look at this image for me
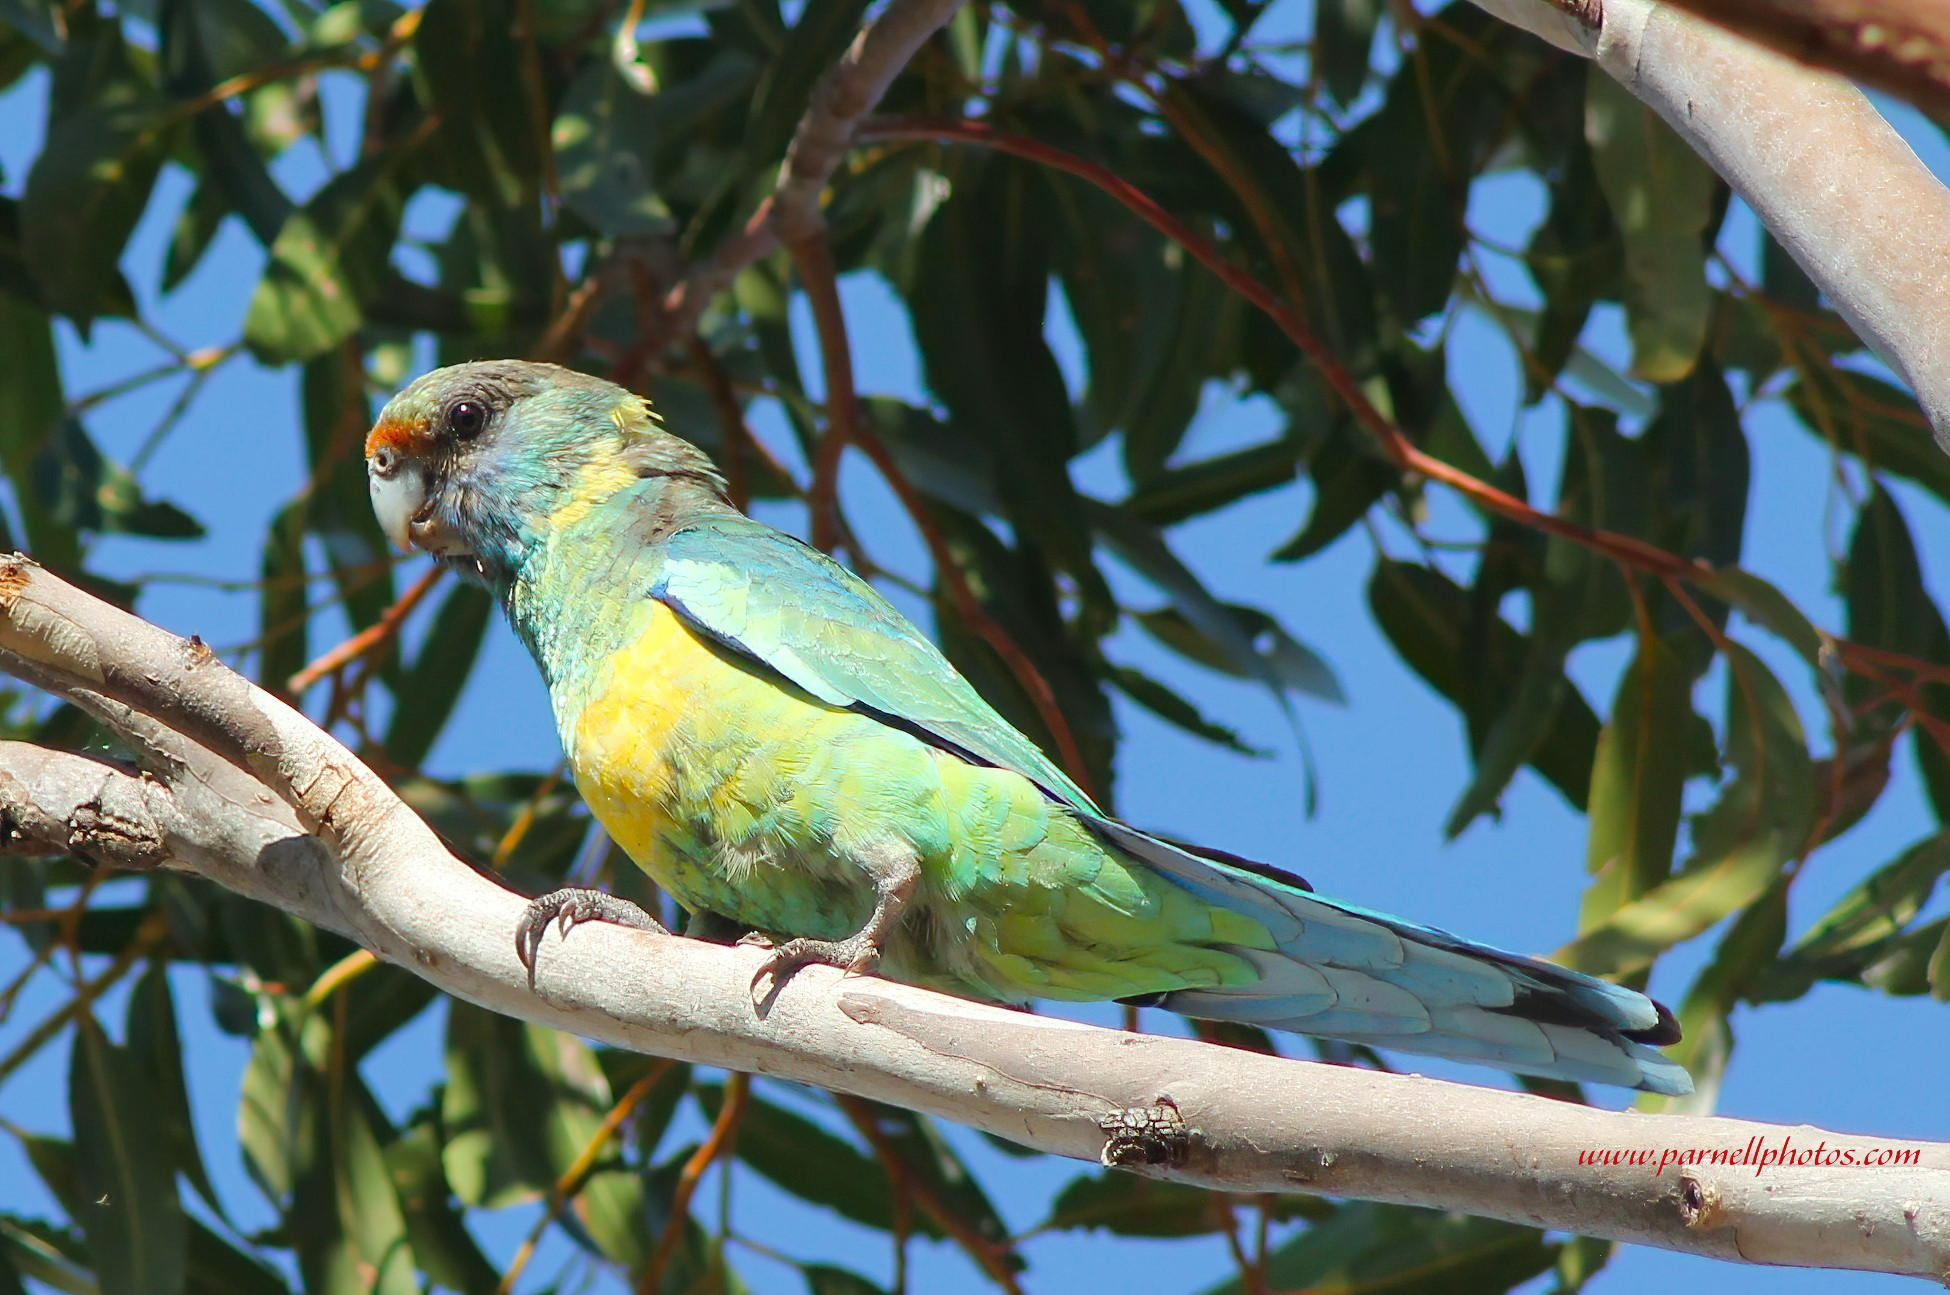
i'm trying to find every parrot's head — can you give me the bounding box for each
[366,360,727,586]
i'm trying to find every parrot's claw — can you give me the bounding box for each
[748,934,881,1006]
[745,853,914,1010]
[515,887,668,990]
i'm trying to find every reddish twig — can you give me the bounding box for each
[511,0,562,248]
[778,205,1100,798]
[639,1071,749,1293]
[859,117,1701,584]
[836,1095,1024,1295]
[1838,646,1950,756]
[287,566,442,696]
[500,1062,673,1295]
[488,763,567,872]
[1219,1199,1268,1295]
[685,336,800,513]
[1059,8,1315,318]
[788,232,863,552]
[1837,639,1950,686]
[847,425,1102,802]
[530,270,612,365]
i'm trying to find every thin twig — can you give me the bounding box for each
[287,566,442,696]
[175,5,423,121]
[1219,1200,1266,1295]
[790,234,865,553]
[847,422,1102,800]
[501,1063,673,1295]
[639,1071,750,1293]
[0,910,168,1088]
[304,947,378,1009]
[836,1095,1025,1295]
[488,764,567,872]
[513,0,566,316]
[685,336,799,512]
[769,200,1098,794]
[860,117,1699,584]
[530,271,613,366]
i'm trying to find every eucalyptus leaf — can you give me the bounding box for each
[1585,72,1717,382]
[244,157,409,363]
[21,98,168,323]
[70,1016,187,1295]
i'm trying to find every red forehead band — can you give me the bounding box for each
[365,415,430,459]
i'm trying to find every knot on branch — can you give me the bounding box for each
[0,554,33,609]
[1567,0,1603,28]
[1099,1097,1196,1168]
[1678,1170,1726,1229]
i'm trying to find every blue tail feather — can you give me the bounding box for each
[1092,819,1693,1096]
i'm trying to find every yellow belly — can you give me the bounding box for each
[562,599,899,935]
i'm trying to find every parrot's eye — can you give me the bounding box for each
[448,400,488,440]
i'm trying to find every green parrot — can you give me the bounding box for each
[367,359,1690,1095]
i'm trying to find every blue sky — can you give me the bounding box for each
[3,2,1949,1292]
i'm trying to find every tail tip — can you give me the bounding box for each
[1635,1059,1696,1097]
[1624,998,1684,1048]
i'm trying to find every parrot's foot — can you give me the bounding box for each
[744,852,918,1009]
[514,887,668,989]
[746,932,882,1002]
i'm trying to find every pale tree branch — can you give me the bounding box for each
[1471,0,1950,444]
[661,0,968,334]
[1622,0,1950,127]
[1,554,1947,1280]
[769,0,968,242]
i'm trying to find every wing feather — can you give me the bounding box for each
[652,516,1099,811]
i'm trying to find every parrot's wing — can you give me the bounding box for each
[652,515,1101,814]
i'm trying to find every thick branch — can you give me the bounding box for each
[1473,0,1950,444]
[1,556,1947,1279]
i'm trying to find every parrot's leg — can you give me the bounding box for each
[747,849,920,1001]
[514,887,669,989]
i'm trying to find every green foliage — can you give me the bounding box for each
[0,0,1942,1291]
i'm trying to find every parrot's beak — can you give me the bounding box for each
[368,449,428,552]
[367,459,475,559]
